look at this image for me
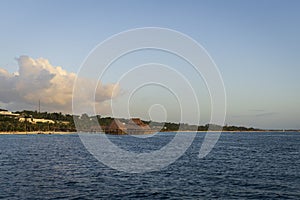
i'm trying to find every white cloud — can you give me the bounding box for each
[0,56,120,113]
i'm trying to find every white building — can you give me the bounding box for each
[18,117,55,124]
[0,109,20,117]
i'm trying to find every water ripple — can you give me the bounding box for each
[0,132,299,199]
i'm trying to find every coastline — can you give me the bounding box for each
[0,131,77,135]
[0,130,298,135]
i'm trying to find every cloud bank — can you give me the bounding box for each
[0,56,119,113]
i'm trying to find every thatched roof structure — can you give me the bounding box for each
[106,118,152,135]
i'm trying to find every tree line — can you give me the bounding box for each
[0,110,262,132]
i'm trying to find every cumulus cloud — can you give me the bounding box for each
[0,56,120,113]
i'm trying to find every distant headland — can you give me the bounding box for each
[0,109,299,134]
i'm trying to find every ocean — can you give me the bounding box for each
[0,132,299,199]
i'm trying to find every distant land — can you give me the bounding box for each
[0,109,299,134]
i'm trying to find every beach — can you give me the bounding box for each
[0,131,76,135]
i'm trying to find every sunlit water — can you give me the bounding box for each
[0,132,299,199]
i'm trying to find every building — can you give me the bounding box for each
[19,117,55,124]
[107,119,127,134]
[0,108,66,125]
[106,118,153,135]
[0,109,20,117]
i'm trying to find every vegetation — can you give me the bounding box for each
[0,109,270,133]
[0,111,76,132]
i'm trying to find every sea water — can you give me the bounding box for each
[0,132,299,199]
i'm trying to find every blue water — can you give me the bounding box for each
[0,132,299,199]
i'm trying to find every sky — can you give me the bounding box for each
[0,0,300,129]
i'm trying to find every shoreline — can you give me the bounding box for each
[0,131,76,135]
[0,130,298,135]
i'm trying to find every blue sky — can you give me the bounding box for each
[0,0,300,129]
